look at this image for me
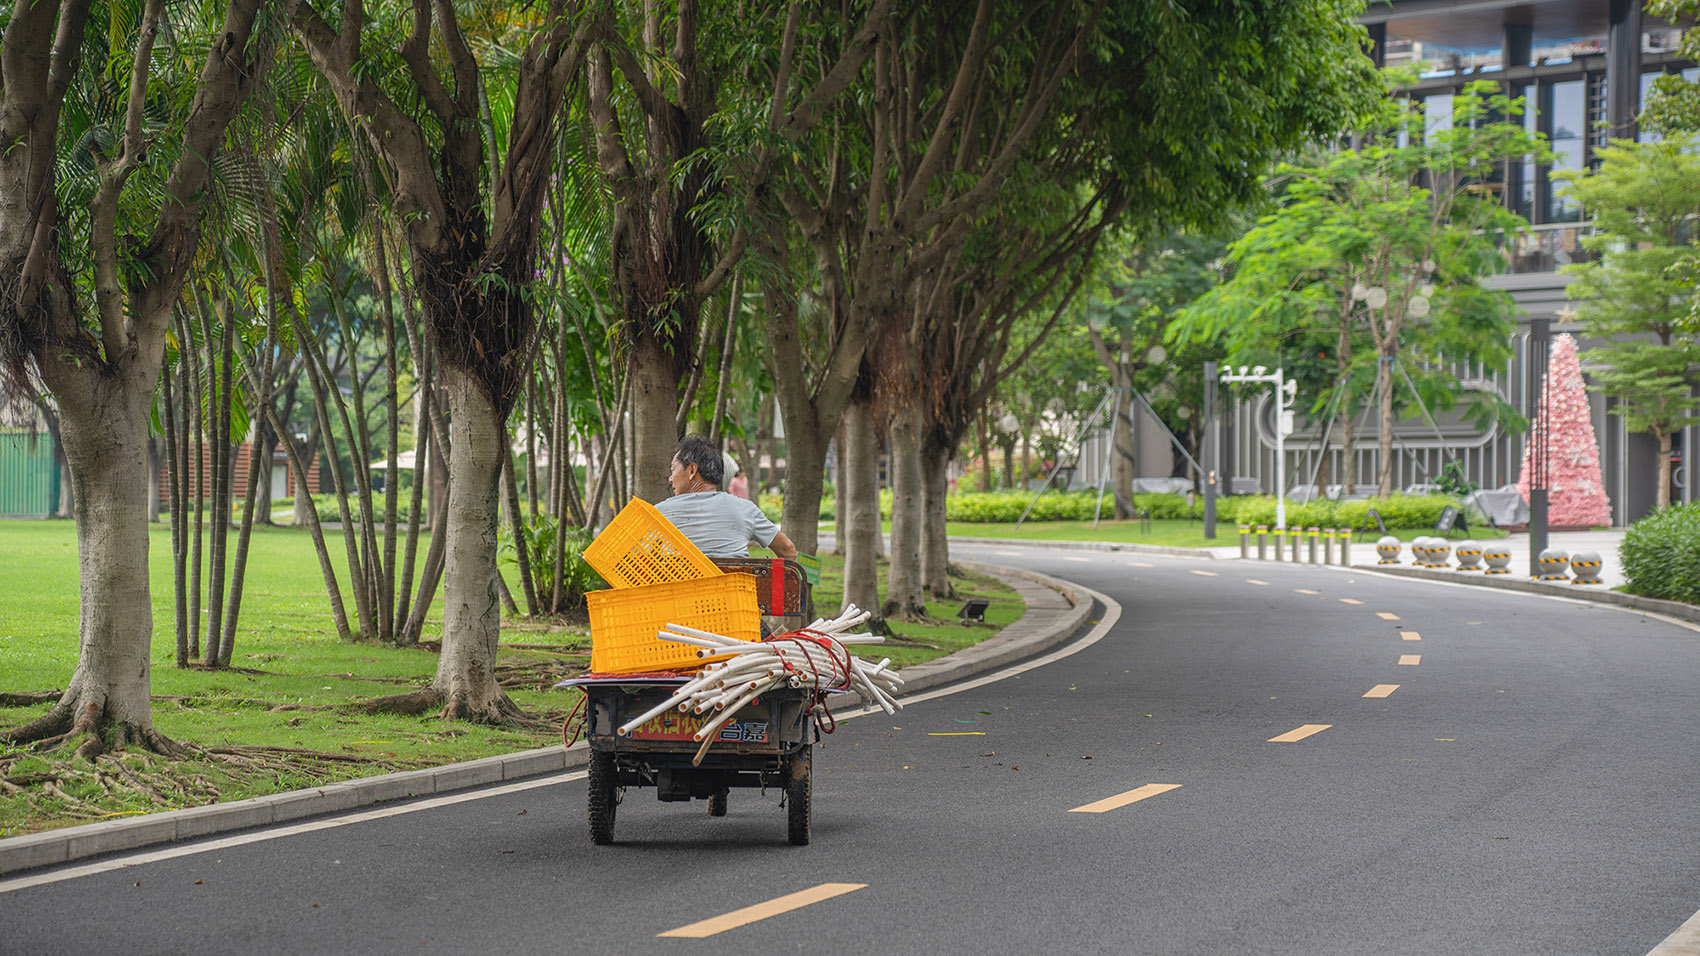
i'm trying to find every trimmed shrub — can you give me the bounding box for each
[1620,503,1700,604]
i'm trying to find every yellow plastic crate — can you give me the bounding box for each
[588,574,762,673]
[584,497,722,589]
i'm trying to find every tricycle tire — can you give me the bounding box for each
[707,790,728,817]
[588,751,617,845]
[785,747,811,846]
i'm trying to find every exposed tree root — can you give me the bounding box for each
[349,685,532,726]
[881,634,943,650]
[493,659,583,692]
[0,691,64,707]
[1,696,182,760]
[347,688,445,717]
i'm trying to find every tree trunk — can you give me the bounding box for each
[147,439,161,523]
[780,416,826,558]
[431,366,523,722]
[1112,361,1136,518]
[920,447,953,600]
[1657,429,1673,511]
[832,420,847,555]
[1340,412,1358,491]
[1377,352,1395,497]
[3,384,174,757]
[883,405,927,619]
[841,398,881,620]
[628,333,679,503]
[219,436,265,666]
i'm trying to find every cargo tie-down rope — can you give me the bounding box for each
[615,605,904,765]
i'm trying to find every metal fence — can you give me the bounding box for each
[0,431,59,517]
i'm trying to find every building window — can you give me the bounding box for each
[1548,79,1585,221]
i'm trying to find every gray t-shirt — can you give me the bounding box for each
[655,491,780,557]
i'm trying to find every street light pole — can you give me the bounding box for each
[1220,365,1296,529]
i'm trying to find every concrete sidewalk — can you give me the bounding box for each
[1209,528,1630,589]
[0,563,1094,877]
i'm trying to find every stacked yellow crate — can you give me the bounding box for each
[581,498,761,673]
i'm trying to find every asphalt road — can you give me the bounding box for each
[3,545,1699,956]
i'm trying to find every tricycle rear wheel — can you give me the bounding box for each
[785,747,811,846]
[707,789,728,816]
[588,750,618,845]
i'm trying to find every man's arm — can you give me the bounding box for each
[767,530,798,561]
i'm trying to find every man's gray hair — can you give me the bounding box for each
[673,436,723,486]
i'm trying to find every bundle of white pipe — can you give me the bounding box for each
[613,604,904,764]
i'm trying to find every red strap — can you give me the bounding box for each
[770,557,784,613]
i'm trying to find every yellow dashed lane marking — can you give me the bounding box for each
[1294,588,1319,595]
[1191,570,1218,577]
[659,884,867,938]
[1269,724,1332,743]
[1377,612,1400,621]
[1339,598,1364,605]
[1063,556,1093,563]
[1363,684,1400,698]
[1070,783,1182,814]
[1127,561,1154,568]
[1247,579,1269,586]
[1399,654,1421,665]
[1401,631,1421,641]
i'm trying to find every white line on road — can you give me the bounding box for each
[0,773,583,895]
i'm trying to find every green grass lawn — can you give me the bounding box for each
[0,518,1021,837]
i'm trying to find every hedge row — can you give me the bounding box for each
[773,489,1462,532]
[1620,503,1700,604]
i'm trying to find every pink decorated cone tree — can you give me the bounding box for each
[1517,333,1612,528]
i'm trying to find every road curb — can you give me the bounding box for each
[0,562,1090,876]
[1344,563,1700,626]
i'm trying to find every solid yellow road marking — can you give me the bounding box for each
[1269,724,1332,743]
[1070,783,1182,814]
[1247,579,1269,586]
[1400,631,1421,641]
[1363,684,1400,698]
[1399,654,1421,665]
[659,884,867,938]
[1339,598,1364,605]
[1377,612,1400,621]
[1294,588,1319,595]
[1191,569,1219,577]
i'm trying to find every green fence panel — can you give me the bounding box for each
[0,431,58,517]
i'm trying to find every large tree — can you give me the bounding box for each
[1557,136,1700,509]
[1176,80,1541,496]
[588,1,890,504]
[290,0,595,721]
[0,0,272,754]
